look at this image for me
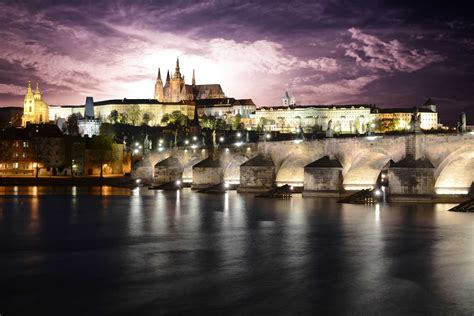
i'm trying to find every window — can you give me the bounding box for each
[13,152,19,158]
[23,141,29,148]
[14,141,19,147]
[13,162,19,169]
[22,153,28,158]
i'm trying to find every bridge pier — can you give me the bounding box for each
[303,155,343,197]
[237,155,276,192]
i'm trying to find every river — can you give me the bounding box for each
[0,187,473,315]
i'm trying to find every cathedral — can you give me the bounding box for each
[154,58,226,102]
[21,81,49,127]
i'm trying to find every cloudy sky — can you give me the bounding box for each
[0,0,473,124]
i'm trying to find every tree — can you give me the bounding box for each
[142,112,155,126]
[89,135,113,178]
[199,114,217,129]
[161,111,188,128]
[66,113,81,135]
[119,112,128,124]
[161,113,170,125]
[108,110,119,124]
[231,114,242,130]
[127,107,142,125]
[100,123,116,138]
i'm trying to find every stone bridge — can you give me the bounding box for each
[133,133,474,195]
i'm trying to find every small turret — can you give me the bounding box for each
[192,69,196,86]
[166,70,170,84]
[34,82,41,101]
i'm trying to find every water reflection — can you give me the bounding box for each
[0,190,473,315]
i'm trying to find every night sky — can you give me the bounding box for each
[0,0,473,124]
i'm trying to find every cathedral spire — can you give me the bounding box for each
[192,69,196,86]
[166,70,170,82]
[174,57,182,79]
[27,81,32,93]
[157,68,161,80]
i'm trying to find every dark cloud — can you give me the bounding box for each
[0,0,473,124]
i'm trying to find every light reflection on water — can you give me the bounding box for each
[0,187,472,315]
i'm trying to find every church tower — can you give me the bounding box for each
[154,68,164,101]
[21,82,49,126]
[21,81,35,126]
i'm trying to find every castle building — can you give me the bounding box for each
[154,58,226,102]
[47,58,231,126]
[21,81,49,126]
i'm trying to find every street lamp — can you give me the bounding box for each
[236,132,241,138]
[219,136,225,143]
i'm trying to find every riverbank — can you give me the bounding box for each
[0,175,135,187]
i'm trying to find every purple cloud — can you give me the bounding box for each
[343,28,444,73]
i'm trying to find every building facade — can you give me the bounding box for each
[195,98,256,119]
[254,104,373,133]
[371,99,439,131]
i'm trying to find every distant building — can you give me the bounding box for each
[21,82,49,126]
[195,98,256,119]
[371,99,438,131]
[0,124,64,176]
[77,97,101,137]
[282,91,296,107]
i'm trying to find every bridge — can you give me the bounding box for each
[133,133,474,196]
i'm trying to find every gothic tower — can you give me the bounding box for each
[154,68,164,101]
[169,57,185,102]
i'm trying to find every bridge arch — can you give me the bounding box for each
[222,153,248,184]
[342,147,392,190]
[434,145,474,194]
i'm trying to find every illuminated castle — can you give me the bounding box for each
[154,58,226,102]
[21,81,49,127]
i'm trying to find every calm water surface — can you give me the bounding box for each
[0,186,473,315]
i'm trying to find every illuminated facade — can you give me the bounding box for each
[254,104,373,133]
[21,82,49,126]
[371,100,438,130]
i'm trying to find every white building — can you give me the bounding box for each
[254,104,373,133]
[371,99,439,131]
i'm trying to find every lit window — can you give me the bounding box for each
[13,162,19,169]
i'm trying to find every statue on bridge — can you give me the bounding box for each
[457,112,467,133]
[411,109,422,133]
[326,120,333,138]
